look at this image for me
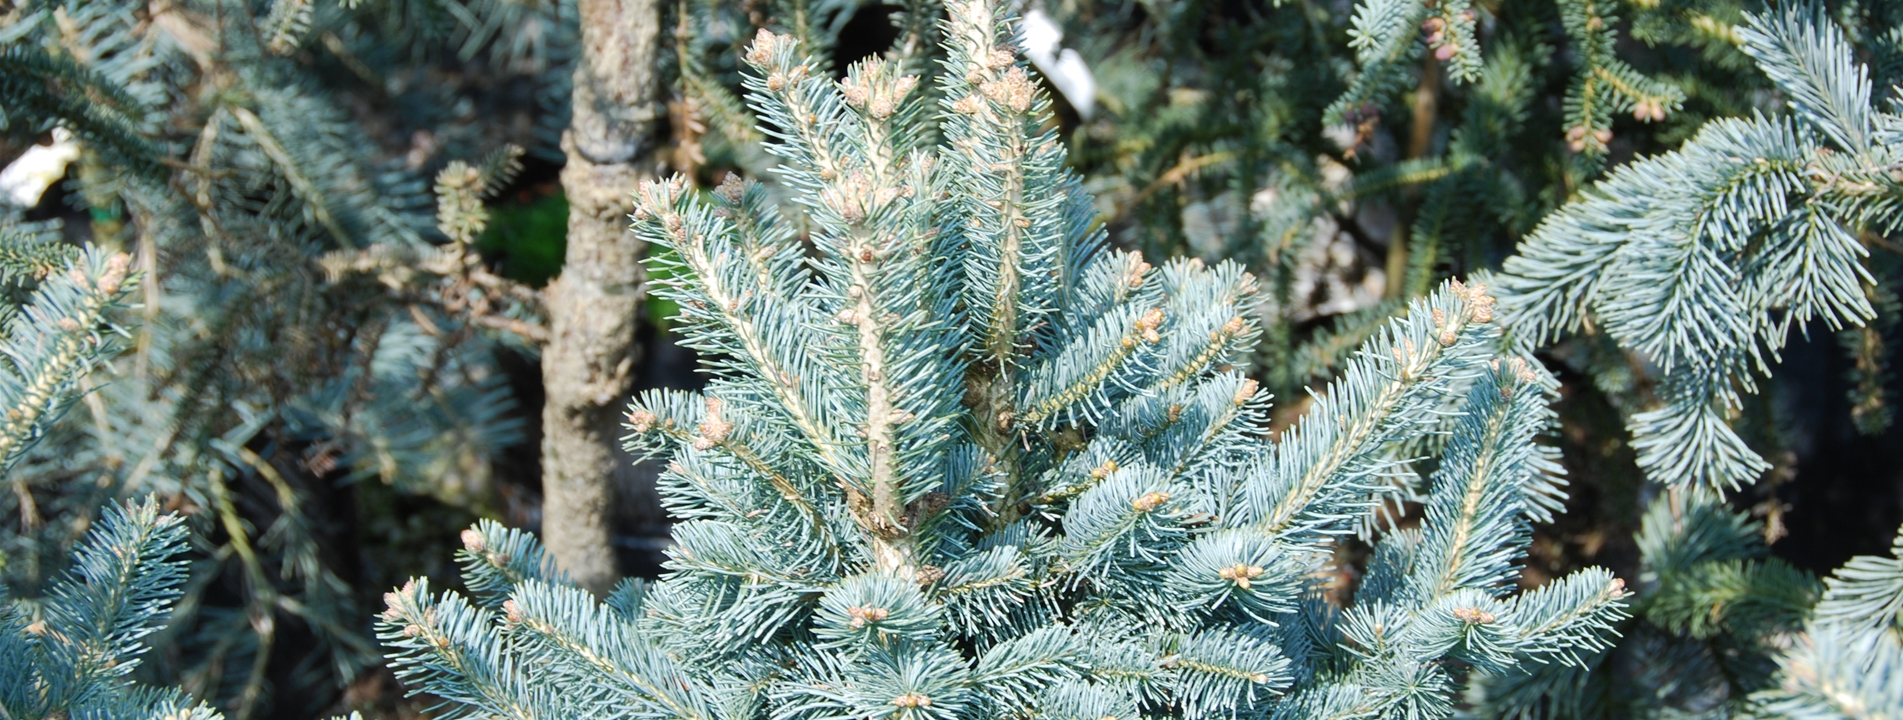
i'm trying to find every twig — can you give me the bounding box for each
[1113,151,1238,222]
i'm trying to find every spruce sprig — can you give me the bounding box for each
[0,498,223,720]
[1494,6,1902,491]
[0,250,138,473]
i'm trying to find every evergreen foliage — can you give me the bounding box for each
[377,3,1630,717]
[1,0,571,711]
[1466,490,1810,717]
[1753,524,1903,718]
[1469,488,1903,720]
[5,0,1901,716]
[996,0,1900,423]
[668,0,941,178]
[0,497,224,720]
[1493,6,1903,491]
[1456,10,1903,717]
[1553,0,1685,172]
[0,244,138,473]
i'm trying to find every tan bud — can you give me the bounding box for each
[1132,491,1170,512]
[841,78,869,107]
[916,564,945,585]
[98,253,131,295]
[1136,308,1166,333]
[1452,606,1496,624]
[715,174,746,204]
[745,30,782,65]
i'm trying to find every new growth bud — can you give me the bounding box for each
[745,29,783,66]
[1132,491,1170,512]
[628,408,658,433]
[1235,378,1260,406]
[695,397,732,449]
[97,253,131,295]
[978,66,1036,114]
[1136,308,1166,343]
[845,605,890,628]
[1217,563,1265,590]
[1452,606,1497,624]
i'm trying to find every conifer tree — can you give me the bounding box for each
[668,0,941,180]
[1467,489,1816,717]
[377,3,1631,716]
[968,0,1901,417]
[1759,523,1903,717]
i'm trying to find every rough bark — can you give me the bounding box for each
[542,0,662,596]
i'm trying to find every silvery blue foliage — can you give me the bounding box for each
[1494,7,1903,492]
[1468,489,1903,720]
[0,498,225,720]
[1755,525,1903,718]
[378,2,1629,717]
[0,246,137,473]
[1,0,556,706]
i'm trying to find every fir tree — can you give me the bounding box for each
[667,0,941,180]
[377,3,1630,717]
[1468,489,1903,719]
[1461,9,1903,716]
[999,0,1691,405]
[989,0,1900,418]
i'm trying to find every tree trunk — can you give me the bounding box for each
[542,0,662,596]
